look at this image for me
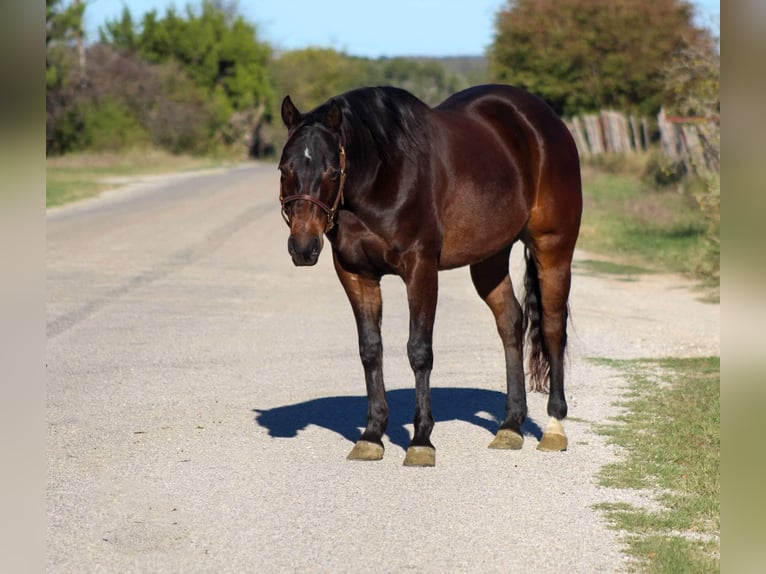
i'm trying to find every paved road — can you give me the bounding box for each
[47,165,719,573]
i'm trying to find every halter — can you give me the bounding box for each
[280,144,347,232]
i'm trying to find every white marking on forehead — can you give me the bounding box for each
[304,146,312,161]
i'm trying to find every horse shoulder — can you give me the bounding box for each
[331,211,402,275]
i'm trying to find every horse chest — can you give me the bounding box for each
[333,216,403,275]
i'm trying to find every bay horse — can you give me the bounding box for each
[278,84,582,466]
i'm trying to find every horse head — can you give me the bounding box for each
[278,96,346,266]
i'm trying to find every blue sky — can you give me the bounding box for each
[84,0,720,58]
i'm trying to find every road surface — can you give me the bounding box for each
[47,164,720,572]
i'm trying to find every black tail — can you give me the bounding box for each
[523,247,550,393]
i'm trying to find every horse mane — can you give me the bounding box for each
[309,86,431,166]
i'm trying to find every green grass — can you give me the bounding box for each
[573,259,653,280]
[590,357,720,573]
[579,169,710,278]
[46,149,242,207]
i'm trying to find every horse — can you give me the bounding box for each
[277,84,582,467]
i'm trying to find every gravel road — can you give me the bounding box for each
[47,164,720,573]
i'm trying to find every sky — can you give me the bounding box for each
[84,0,720,59]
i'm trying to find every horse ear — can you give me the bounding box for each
[326,100,343,132]
[281,95,302,130]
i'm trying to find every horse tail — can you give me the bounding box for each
[523,247,550,393]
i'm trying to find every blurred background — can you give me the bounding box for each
[46,0,719,158]
[45,0,720,288]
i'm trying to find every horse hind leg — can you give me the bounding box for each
[470,248,527,450]
[523,243,573,452]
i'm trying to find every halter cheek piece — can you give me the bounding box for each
[280,144,347,232]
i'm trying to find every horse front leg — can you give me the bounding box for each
[402,256,439,467]
[333,254,388,461]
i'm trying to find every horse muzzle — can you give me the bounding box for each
[288,234,323,266]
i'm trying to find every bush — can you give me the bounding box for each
[689,173,720,282]
[642,149,686,188]
[584,153,647,177]
[79,97,151,151]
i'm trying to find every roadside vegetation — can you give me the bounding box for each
[46,149,238,207]
[577,152,719,290]
[591,357,720,573]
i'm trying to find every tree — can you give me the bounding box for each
[111,1,273,116]
[270,49,465,112]
[47,0,87,153]
[98,6,138,51]
[373,58,462,106]
[99,0,274,155]
[270,48,372,111]
[489,0,710,116]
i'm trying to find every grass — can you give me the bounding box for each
[573,259,653,281]
[579,164,711,279]
[590,356,720,573]
[46,149,244,208]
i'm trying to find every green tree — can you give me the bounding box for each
[98,7,138,51]
[99,0,274,155]
[46,0,85,88]
[372,58,462,106]
[270,48,371,111]
[489,0,709,116]
[102,1,273,118]
[270,49,465,112]
[47,0,87,153]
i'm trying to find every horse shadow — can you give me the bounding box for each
[253,388,543,451]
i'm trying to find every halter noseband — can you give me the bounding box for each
[280,144,347,232]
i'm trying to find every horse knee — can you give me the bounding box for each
[407,339,433,372]
[359,333,382,369]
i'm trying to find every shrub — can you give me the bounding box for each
[79,97,151,151]
[642,149,686,188]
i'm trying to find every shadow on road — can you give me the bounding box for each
[254,388,543,451]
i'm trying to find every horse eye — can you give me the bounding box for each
[328,169,340,181]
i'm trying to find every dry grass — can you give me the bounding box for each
[46,148,246,207]
[579,162,715,293]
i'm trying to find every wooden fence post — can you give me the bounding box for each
[566,116,590,158]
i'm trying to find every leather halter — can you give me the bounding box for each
[280,144,347,232]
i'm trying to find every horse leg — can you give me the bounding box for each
[528,243,574,452]
[333,254,387,461]
[402,255,439,467]
[470,248,527,450]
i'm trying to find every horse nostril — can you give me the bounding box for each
[311,237,320,257]
[288,236,297,256]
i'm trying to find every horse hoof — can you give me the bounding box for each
[537,418,568,452]
[488,429,524,450]
[403,446,436,467]
[346,440,384,461]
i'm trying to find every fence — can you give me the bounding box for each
[657,108,720,174]
[564,108,719,175]
[564,111,650,157]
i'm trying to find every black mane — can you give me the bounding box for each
[308,86,431,166]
